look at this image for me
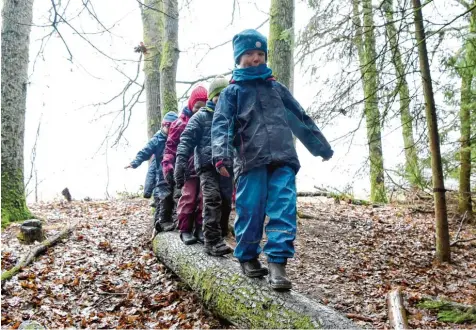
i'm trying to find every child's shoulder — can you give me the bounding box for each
[222,83,239,93]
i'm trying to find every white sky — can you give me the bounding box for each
[20,0,462,202]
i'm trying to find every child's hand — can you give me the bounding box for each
[219,167,230,177]
[322,149,334,162]
[124,164,132,169]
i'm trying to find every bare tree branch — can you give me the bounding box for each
[51,0,73,61]
[176,71,233,85]
[193,19,269,68]
[25,115,42,191]
[136,0,178,19]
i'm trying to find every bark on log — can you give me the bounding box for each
[387,287,409,330]
[1,225,75,285]
[153,232,356,329]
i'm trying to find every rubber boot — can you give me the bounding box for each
[161,222,175,231]
[204,240,233,257]
[180,232,197,245]
[153,197,161,231]
[268,262,292,291]
[240,259,268,278]
[194,225,204,244]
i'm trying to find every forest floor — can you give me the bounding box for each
[286,197,476,328]
[1,197,475,329]
[1,199,224,329]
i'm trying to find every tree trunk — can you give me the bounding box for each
[141,0,164,138]
[160,0,179,115]
[268,0,294,90]
[352,0,387,203]
[382,0,423,190]
[152,232,356,329]
[458,2,475,220]
[1,0,34,226]
[412,0,450,262]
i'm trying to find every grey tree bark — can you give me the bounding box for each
[268,0,295,91]
[352,0,388,203]
[160,0,179,114]
[457,0,475,221]
[1,0,34,225]
[382,0,423,190]
[153,232,356,329]
[141,0,164,138]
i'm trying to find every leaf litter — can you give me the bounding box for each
[286,197,476,329]
[1,199,224,329]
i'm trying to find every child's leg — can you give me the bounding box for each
[200,170,223,246]
[158,193,175,231]
[219,174,233,237]
[177,180,197,234]
[263,166,297,263]
[153,196,161,231]
[234,166,267,262]
[172,186,181,225]
[194,177,203,231]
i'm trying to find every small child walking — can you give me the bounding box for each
[175,76,234,256]
[125,111,178,233]
[211,29,333,290]
[162,86,208,245]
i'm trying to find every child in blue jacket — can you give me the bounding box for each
[125,111,178,233]
[211,29,333,290]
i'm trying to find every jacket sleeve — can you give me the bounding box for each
[276,82,333,158]
[176,115,202,168]
[131,136,158,168]
[212,86,236,165]
[161,121,184,176]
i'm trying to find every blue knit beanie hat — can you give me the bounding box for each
[162,111,178,124]
[233,29,268,65]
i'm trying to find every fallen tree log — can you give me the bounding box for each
[1,225,75,286]
[152,232,356,329]
[416,296,476,324]
[297,191,330,197]
[387,287,409,329]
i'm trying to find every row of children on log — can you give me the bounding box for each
[126,29,334,291]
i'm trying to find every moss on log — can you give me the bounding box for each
[152,232,356,329]
[417,298,476,324]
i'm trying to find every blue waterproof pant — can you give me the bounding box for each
[234,165,297,264]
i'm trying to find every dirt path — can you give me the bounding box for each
[1,200,223,329]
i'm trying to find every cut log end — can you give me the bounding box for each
[153,232,356,329]
[19,219,45,244]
